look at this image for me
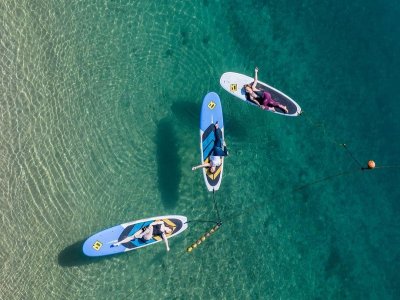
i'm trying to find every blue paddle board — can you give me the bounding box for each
[220,72,301,116]
[83,215,188,257]
[199,92,225,192]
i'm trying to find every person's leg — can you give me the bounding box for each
[212,147,227,156]
[212,123,228,156]
[140,226,154,241]
[214,123,222,147]
[263,92,288,113]
[112,234,135,247]
[263,92,279,106]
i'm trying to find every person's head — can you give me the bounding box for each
[209,155,221,173]
[210,165,217,173]
[165,226,173,234]
[243,84,252,94]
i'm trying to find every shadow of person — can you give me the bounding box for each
[156,117,181,209]
[170,101,198,130]
[58,239,110,267]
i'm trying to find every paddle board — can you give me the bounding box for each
[200,92,225,192]
[83,215,188,257]
[220,72,301,116]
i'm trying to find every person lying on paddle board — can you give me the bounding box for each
[192,122,228,173]
[112,221,173,251]
[244,67,289,113]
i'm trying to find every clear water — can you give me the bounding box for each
[1,0,399,299]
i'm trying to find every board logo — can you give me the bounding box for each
[92,241,102,250]
[230,84,237,92]
[208,101,216,109]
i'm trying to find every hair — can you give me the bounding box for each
[243,84,251,100]
[210,166,216,173]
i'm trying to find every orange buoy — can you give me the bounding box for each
[367,160,376,169]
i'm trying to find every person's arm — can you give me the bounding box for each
[251,67,259,89]
[246,91,262,108]
[192,162,211,171]
[248,96,262,108]
[161,232,170,251]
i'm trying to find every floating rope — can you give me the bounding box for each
[223,158,395,223]
[187,112,399,251]
[301,113,378,171]
[293,169,360,191]
[373,164,400,170]
[300,112,344,147]
[186,222,222,253]
[340,143,365,169]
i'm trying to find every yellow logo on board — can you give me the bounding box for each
[230,84,237,92]
[93,241,102,250]
[208,101,216,109]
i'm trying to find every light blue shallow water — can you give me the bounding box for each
[1,0,399,299]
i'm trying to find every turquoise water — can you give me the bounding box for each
[1,0,399,299]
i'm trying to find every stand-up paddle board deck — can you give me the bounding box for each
[83,215,188,257]
[200,92,224,192]
[220,72,301,116]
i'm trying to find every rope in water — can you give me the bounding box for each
[185,219,219,224]
[186,112,399,251]
[301,112,375,169]
[224,157,400,225]
[186,190,222,253]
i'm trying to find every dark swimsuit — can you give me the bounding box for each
[254,90,264,105]
[253,90,280,108]
[152,224,163,236]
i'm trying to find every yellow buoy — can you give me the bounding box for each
[186,222,222,252]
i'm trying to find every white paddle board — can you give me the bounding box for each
[220,72,301,116]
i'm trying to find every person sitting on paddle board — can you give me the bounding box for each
[244,67,289,113]
[112,221,173,251]
[192,122,228,173]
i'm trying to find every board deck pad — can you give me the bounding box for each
[220,72,301,116]
[83,215,188,257]
[202,124,223,186]
[200,92,225,192]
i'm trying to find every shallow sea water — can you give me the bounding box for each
[1,0,400,299]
